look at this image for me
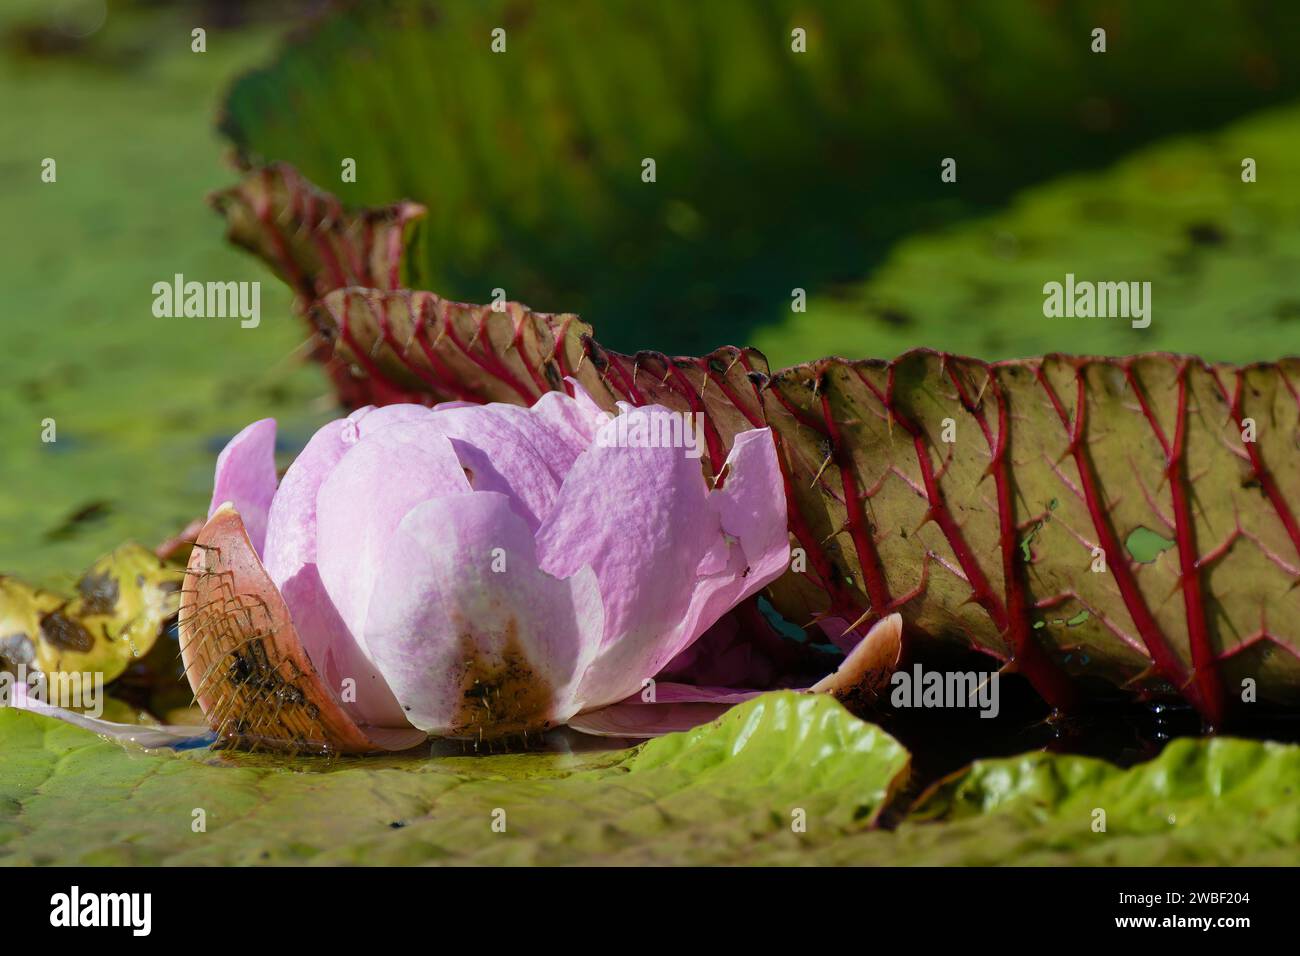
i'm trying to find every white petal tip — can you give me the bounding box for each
[810,613,903,697]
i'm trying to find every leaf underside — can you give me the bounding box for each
[215,163,1300,724]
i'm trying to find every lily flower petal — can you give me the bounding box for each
[536,414,789,710]
[426,403,575,531]
[208,418,277,555]
[363,491,604,737]
[258,406,442,727]
[315,419,471,659]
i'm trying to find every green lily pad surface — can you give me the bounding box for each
[0,692,909,865]
[820,738,1300,865]
[2,691,1296,865]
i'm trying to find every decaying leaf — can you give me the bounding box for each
[0,543,182,686]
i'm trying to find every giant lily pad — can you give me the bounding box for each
[0,691,909,865]
[862,736,1300,865]
[3,689,1298,865]
[756,100,1300,364]
[0,4,329,582]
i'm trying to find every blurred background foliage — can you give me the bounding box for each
[3,0,1300,580]
[1,0,329,583]
[223,0,1300,360]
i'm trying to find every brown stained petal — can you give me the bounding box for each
[178,503,426,754]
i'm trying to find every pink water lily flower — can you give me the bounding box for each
[197,385,794,747]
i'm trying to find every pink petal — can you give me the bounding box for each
[425,402,579,531]
[645,682,765,705]
[565,683,761,737]
[261,406,435,728]
[710,430,791,584]
[208,418,277,555]
[264,404,435,584]
[348,403,435,434]
[564,378,611,429]
[315,419,471,660]
[276,566,410,727]
[653,428,790,678]
[362,492,604,736]
[535,413,721,701]
[817,617,859,653]
[536,382,610,448]
[535,416,789,710]
[4,684,211,749]
[263,420,351,586]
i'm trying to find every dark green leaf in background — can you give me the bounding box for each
[220,0,1300,361]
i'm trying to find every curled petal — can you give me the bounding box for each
[537,418,789,709]
[809,614,903,701]
[208,418,277,555]
[535,419,723,704]
[264,403,434,586]
[536,382,611,449]
[4,681,212,749]
[263,420,348,585]
[658,428,790,676]
[363,492,604,737]
[347,404,434,431]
